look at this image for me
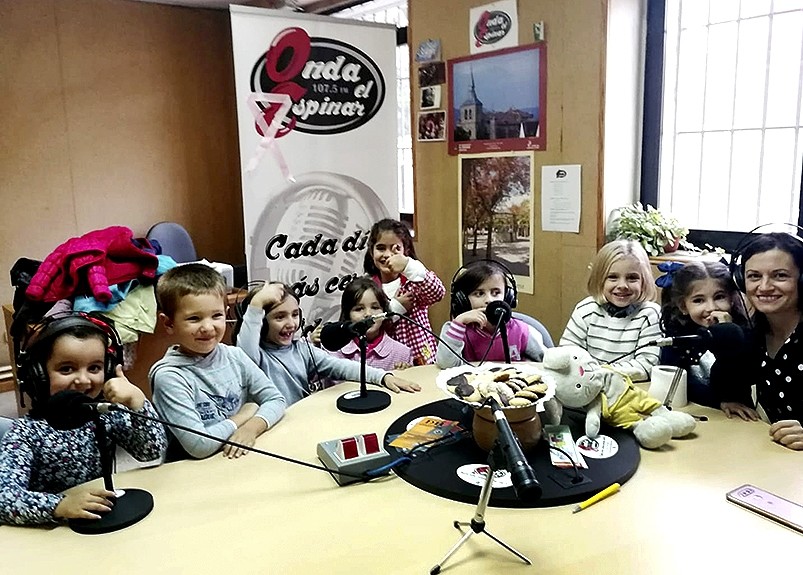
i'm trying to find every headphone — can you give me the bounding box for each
[450,259,518,317]
[17,313,123,410]
[729,223,803,292]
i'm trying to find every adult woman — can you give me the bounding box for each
[741,233,803,450]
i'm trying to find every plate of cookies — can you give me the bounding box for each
[436,363,555,411]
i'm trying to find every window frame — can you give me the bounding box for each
[640,0,803,251]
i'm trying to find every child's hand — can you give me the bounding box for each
[382,374,421,393]
[54,487,116,520]
[454,310,487,328]
[393,362,412,370]
[720,402,759,421]
[710,311,732,324]
[251,282,284,309]
[224,418,267,458]
[311,323,323,346]
[395,293,414,312]
[769,420,803,450]
[387,254,410,276]
[103,366,146,411]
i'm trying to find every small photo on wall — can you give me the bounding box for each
[418,61,446,87]
[417,110,446,141]
[420,85,441,110]
[415,38,442,63]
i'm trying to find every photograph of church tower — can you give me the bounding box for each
[448,44,546,154]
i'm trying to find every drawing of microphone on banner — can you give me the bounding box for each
[249,171,390,323]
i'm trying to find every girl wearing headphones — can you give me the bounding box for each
[560,240,661,382]
[235,282,419,407]
[740,233,803,450]
[0,315,167,526]
[436,261,545,368]
[659,260,757,419]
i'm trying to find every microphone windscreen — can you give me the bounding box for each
[45,390,95,430]
[486,300,512,324]
[319,322,355,352]
[707,322,746,357]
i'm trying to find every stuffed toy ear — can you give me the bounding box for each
[543,347,571,371]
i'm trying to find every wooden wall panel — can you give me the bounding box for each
[0,0,244,364]
[409,0,607,342]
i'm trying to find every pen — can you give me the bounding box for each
[572,483,621,513]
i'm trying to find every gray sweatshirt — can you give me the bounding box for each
[149,344,286,459]
[238,306,387,406]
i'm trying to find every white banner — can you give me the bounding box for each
[231,7,398,322]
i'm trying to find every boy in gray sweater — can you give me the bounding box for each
[150,264,286,460]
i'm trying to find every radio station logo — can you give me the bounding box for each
[474,10,513,48]
[250,27,385,136]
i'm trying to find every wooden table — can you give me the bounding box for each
[1,365,801,574]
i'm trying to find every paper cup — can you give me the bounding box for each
[648,365,688,408]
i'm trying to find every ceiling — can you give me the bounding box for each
[127,0,362,13]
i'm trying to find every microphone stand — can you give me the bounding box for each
[499,317,511,364]
[663,366,685,409]
[430,442,531,574]
[68,412,154,534]
[336,322,391,414]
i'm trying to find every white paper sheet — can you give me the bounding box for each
[541,164,581,233]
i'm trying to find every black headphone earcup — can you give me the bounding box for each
[450,291,470,317]
[504,284,517,309]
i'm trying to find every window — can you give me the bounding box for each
[644,0,803,238]
[332,0,413,215]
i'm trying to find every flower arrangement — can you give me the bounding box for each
[607,203,689,256]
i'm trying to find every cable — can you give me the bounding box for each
[390,312,472,365]
[114,406,374,481]
[547,444,583,484]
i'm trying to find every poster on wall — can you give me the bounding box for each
[448,44,547,155]
[469,0,519,54]
[230,7,398,323]
[458,151,534,294]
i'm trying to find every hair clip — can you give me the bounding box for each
[655,261,684,288]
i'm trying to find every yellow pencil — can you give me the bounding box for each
[572,483,621,513]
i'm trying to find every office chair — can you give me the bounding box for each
[146,222,197,264]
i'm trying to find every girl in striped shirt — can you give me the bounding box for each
[560,240,661,382]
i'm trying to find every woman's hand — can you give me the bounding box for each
[769,420,803,450]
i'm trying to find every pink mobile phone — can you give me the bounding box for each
[726,484,803,535]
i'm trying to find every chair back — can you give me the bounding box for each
[512,311,555,348]
[146,222,197,263]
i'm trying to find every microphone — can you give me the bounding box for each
[488,397,542,502]
[44,390,153,535]
[650,328,713,348]
[319,313,391,352]
[45,390,114,430]
[706,322,746,357]
[485,300,512,324]
[301,317,322,338]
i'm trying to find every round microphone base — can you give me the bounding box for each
[337,389,391,414]
[69,488,154,534]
